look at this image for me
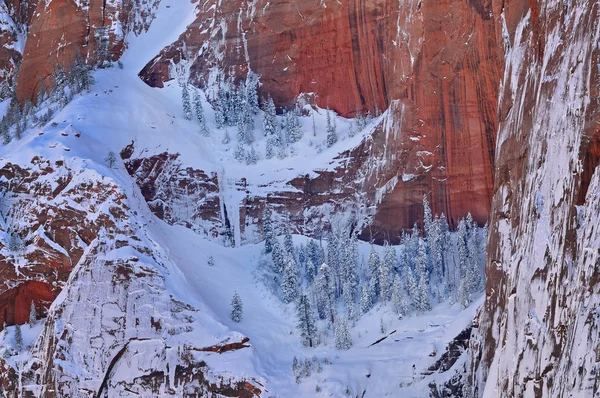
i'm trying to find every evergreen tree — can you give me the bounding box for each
[383,243,397,274]
[230,291,243,322]
[423,194,433,238]
[284,227,294,255]
[415,239,430,312]
[359,285,372,314]
[286,109,302,143]
[194,92,209,136]
[207,255,215,267]
[263,207,275,253]
[296,294,317,347]
[245,71,259,112]
[15,122,22,140]
[246,146,260,165]
[315,264,334,323]
[14,324,23,351]
[391,275,403,315]
[263,96,279,158]
[215,86,226,129]
[281,253,299,303]
[342,282,355,321]
[380,317,386,334]
[405,264,418,309]
[52,63,69,107]
[8,232,21,252]
[378,259,390,302]
[29,301,36,326]
[468,228,482,293]
[271,239,286,274]
[234,141,246,162]
[334,316,352,350]
[367,248,380,300]
[325,109,337,147]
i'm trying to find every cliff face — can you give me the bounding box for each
[471,0,600,396]
[14,0,161,104]
[134,0,502,238]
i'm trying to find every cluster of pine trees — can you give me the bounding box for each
[0,55,94,145]
[260,196,486,350]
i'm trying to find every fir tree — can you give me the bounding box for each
[334,316,352,350]
[271,239,286,274]
[326,109,337,147]
[415,239,430,312]
[367,248,380,300]
[246,146,260,165]
[379,259,390,302]
[315,263,334,323]
[263,207,275,253]
[423,194,433,238]
[379,317,386,334]
[342,282,355,321]
[296,294,317,347]
[282,253,300,303]
[14,324,23,351]
[194,92,209,136]
[263,96,279,158]
[207,255,215,267]
[284,227,294,255]
[391,275,403,315]
[230,291,243,322]
[286,109,302,143]
[245,71,259,112]
[215,86,226,129]
[359,285,372,314]
[29,301,36,326]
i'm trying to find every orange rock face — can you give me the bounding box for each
[140,0,502,237]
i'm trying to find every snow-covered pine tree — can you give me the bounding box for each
[284,227,294,255]
[423,194,433,238]
[334,316,352,350]
[326,109,337,147]
[383,243,398,274]
[194,92,209,136]
[281,253,300,303]
[8,232,21,252]
[181,84,192,120]
[29,301,36,326]
[342,282,355,321]
[405,264,418,310]
[271,239,286,274]
[215,87,226,129]
[315,263,334,323]
[296,294,317,347]
[246,146,260,165]
[230,291,243,322]
[468,227,482,294]
[207,255,215,267]
[415,239,430,312]
[391,275,402,315]
[52,63,69,107]
[378,259,390,302]
[359,285,372,314]
[234,141,246,162]
[287,109,302,143]
[263,96,279,158]
[367,247,380,300]
[245,71,259,113]
[263,207,275,253]
[14,324,23,351]
[380,317,386,334]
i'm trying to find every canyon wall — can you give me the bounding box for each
[471,0,600,396]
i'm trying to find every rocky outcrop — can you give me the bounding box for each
[139,0,502,237]
[0,153,264,396]
[471,1,600,396]
[14,0,161,104]
[0,158,120,328]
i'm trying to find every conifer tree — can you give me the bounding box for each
[415,239,430,312]
[263,207,275,253]
[29,301,36,326]
[263,96,279,158]
[230,291,243,322]
[181,84,192,120]
[271,239,286,274]
[282,253,299,303]
[297,294,317,347]
[359,285,372,314]
[14,324,23,351]
[284,227,294,256]
[245,71,259,112]
[215,87,226,129]
[334,316,352,350]
[194,93,209,136]
[326,109,337,147]
[379,259,390,302]
[391,275,403,315]
[287,109,302,143]
[367,248,380,300]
